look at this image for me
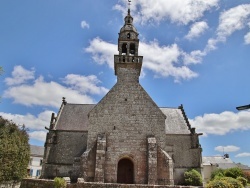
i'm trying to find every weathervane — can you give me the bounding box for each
[128,0,131,10]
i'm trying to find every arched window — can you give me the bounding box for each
[130,43,135,55]
[127,33,130,39]
[122,43,127,55]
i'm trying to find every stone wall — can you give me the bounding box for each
[20,179,203,188]
[86,67,167,184]
[42,131,88,179]
[20,179,54,188]
[0,181,20,188]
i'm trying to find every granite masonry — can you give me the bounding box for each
[41,8,202,186]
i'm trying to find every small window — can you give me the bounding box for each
[30,169,33,176]
[36,170,41,177]
[127,33,130,39]
[40,159,43,166]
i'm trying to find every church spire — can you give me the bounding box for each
[114,3,143,82]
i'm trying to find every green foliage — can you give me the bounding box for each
[207,177,244,188]
[211,168,225,180]
[0,117,30,182]
[184,169,203,186]
[206,177,244,188]
[54,177,66,188]
[206,179,231,188]
[225,167,243,179]
[221,177,244,188]
[236,176,247,187]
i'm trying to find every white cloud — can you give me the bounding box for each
[140,41,198,81]
[4,76,94,107]
[3,66,108,108]
[29,131,47,142]
[85,37,199,82]
[5,65,35,86]
[235,153,250,157]
[0,110,52,131]
[185,21,209,40]
[182,50,205,65]
[63,74,108,95]
[114,0,219,25]
[85,37,117,68]
[244,32,250,44]
[190,110,250,136]
[215,145,240,153]
[217,4,250,40]
[81,20,89,29]
[205,4,250,52]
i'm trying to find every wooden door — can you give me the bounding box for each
[117,158,134,184]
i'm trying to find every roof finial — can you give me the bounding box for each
[128,0,131,14]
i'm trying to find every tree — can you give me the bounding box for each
[184,169,203,186]
[0,117,30,182]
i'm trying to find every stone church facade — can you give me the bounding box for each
[41,9,202,185]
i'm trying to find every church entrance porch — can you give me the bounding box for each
[117,158,134,184]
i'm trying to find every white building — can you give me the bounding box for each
[202,154,250,183]
[28,145,44,178]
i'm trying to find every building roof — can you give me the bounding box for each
[30,145,44,157]
[55,103,95,131]
[54,103,192,133]
[203,156,237,169]
[160,107,190,134]
[203,156,250,170]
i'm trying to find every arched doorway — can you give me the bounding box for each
[117,158,134,184]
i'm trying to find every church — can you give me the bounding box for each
[41,8,202,185]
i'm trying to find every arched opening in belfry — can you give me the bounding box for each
[122,43,127,55]
[117,158,134,184]
[127,33,130,39]
[130,43,135,55]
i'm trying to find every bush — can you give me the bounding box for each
[211,168,225,180]
[225,167,243,179]
[236,176,247,187]
[184,169,203,186]
[54,177,66,188]
[206,179,230,188]
[207,177,244,188]
[222,177,244,188]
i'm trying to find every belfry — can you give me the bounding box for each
[42,5,202,185]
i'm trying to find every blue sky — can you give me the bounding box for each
[0,0,250,166]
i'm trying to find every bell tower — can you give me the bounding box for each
[114,7,143,82]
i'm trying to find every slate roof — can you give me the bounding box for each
[54,104,191,133]
[203,156,236,169]
[160,107,190,134]
[55,103,95,131]
[30,145,44,157]
[203,156,250,170]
